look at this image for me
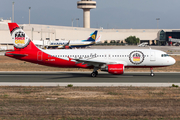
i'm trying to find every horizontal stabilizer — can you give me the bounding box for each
[5,53,27,56]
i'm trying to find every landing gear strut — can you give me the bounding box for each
[91,67,99,77]
[150,67,155,77]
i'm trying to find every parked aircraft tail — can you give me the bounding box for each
[169,36,180,43]
[84,30,98,42]
[96,35,102,43]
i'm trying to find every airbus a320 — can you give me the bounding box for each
[5,23,176,77]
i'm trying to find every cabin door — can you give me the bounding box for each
[37,51,43,61]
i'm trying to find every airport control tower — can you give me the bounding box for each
[77,0,96,28]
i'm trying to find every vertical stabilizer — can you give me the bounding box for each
[85,30,98,42]
[8,23,38,51]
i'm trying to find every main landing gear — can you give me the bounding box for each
[91,67,99,77]
[150,67,155,77]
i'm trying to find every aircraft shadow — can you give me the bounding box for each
[48,72,151,80]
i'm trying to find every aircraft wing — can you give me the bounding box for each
[73,58,127,67]
[74,58,106,66]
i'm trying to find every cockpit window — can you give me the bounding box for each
[161,54,169,57]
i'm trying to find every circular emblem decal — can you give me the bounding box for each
[129,51,144,65]
[91,35,96,40]
[12,28,30,48]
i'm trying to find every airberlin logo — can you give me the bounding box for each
[129,51,144,65]
[12,28,30,48]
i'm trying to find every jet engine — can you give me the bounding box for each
[101,64,124,75]
[65,46,70,49]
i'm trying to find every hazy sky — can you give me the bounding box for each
[0,0,180,29]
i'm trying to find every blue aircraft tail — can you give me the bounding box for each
[84,30,98,42]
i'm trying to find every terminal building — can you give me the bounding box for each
[1,18,180,50]
[0,19,180,50]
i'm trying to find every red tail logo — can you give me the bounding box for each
[8,23,30,49]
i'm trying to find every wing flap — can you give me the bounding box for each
[74,58,106,65]
[74,58,127,67]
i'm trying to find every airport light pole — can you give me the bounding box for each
[76,18,79,27]
[12,2,14,22]
[72,19,74,27]
[29,7,31,25]
[156,18,160,29]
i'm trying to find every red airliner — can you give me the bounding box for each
[5,23,176,77]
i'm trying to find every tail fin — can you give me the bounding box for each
[85,30,98,42]
[169,36,172,41]
[8,23,37,51]
[96,35,102,43]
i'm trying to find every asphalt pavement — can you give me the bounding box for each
[0,72,179,86]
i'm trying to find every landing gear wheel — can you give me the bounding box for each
[95,71,98,75]
[150,73,155,77]
[91,72,97,77]
[91,67,99,77]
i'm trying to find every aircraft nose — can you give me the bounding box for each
[170,57,176,65]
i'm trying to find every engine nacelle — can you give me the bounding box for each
[65,46,70,49]
[101,64,124,75]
